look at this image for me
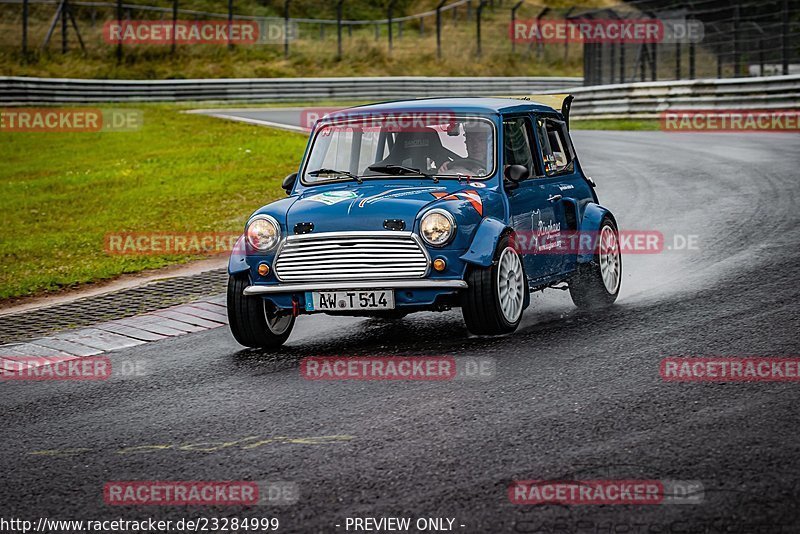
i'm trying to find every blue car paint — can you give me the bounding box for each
[228,235,248,275]
[229,97,616,313]
[577,202,616,263]
[459,217,509,267]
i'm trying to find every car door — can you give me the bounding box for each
[503,115,565,282]
[535,115,588,275]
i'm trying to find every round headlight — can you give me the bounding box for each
[420,209,455,247]
[246,215,281,251]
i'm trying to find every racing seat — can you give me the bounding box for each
[372,127,454,172]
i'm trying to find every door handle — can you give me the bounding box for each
[547,194,562,203]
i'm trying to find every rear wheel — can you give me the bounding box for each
[461,234,526,336]
[227,274,295,348]
[569,218,621,309]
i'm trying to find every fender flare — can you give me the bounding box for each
[228,235,249,276]
[460,217,530,310]
[577,203,617,264]
[460,217,511,268]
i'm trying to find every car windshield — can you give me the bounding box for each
[302,115,496,184]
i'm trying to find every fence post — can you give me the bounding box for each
[651,42,657,81]
[563,7,575,63]
[22,0,28,58]
[609,42,615,83]
[534,7,549,59]
[782,0,789,75]
[436,0,446,59]
[116,0,122,62]
[336,0,343,59]
[283,0,290,58]
[596,41,603,84]
[510,1,522,53]
[227,0,233,51]
[689,40,695,79]
[61,0,68,53]
[584,43,592,85]
[171,0,177,55]
[476,0,487,57]
[732,4,739,76]
[388,0,396,52]
[620,42,625,83]
[640,44,646,81]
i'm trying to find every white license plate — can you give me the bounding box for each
[306,290,395,311]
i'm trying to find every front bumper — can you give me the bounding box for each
[243,279,467,295]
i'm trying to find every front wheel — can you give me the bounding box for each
[461,234,526,336]
[569,218,622,309]
[227,274,295,348]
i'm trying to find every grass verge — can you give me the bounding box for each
[571,118,661,130]
[0,105,307,301]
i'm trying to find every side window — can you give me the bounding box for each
[537,118,574,175]
[502,117,534,172]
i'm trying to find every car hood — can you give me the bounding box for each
[285,181,487,233]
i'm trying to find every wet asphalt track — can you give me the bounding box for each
[2,111,800,533]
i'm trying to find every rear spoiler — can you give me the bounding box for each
[494,93,574,129]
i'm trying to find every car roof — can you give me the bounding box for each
[329,97,559,117]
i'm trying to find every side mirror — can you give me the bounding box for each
[282,172,298,195]
[504,164,530,183]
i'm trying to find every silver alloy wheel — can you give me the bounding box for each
[263,303,293,335]
[497,247,524,323]
[599,225,621,294]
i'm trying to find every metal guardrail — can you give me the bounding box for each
[1,75,798,119]
[0,76,582,104]
[564,74,800,119]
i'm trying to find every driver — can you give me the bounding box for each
[438,121,491,175]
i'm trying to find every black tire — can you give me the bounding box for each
[227,274,295,348]
[461,234,527,336]
[569,217,621,309]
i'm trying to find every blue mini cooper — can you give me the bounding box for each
[227,95,621,348]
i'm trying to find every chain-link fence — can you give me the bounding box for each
[573,0,800,84]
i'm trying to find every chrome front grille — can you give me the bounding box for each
[274,231,430,282]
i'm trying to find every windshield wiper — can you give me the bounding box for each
[368,164,438,183]
[307,168,362,184]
